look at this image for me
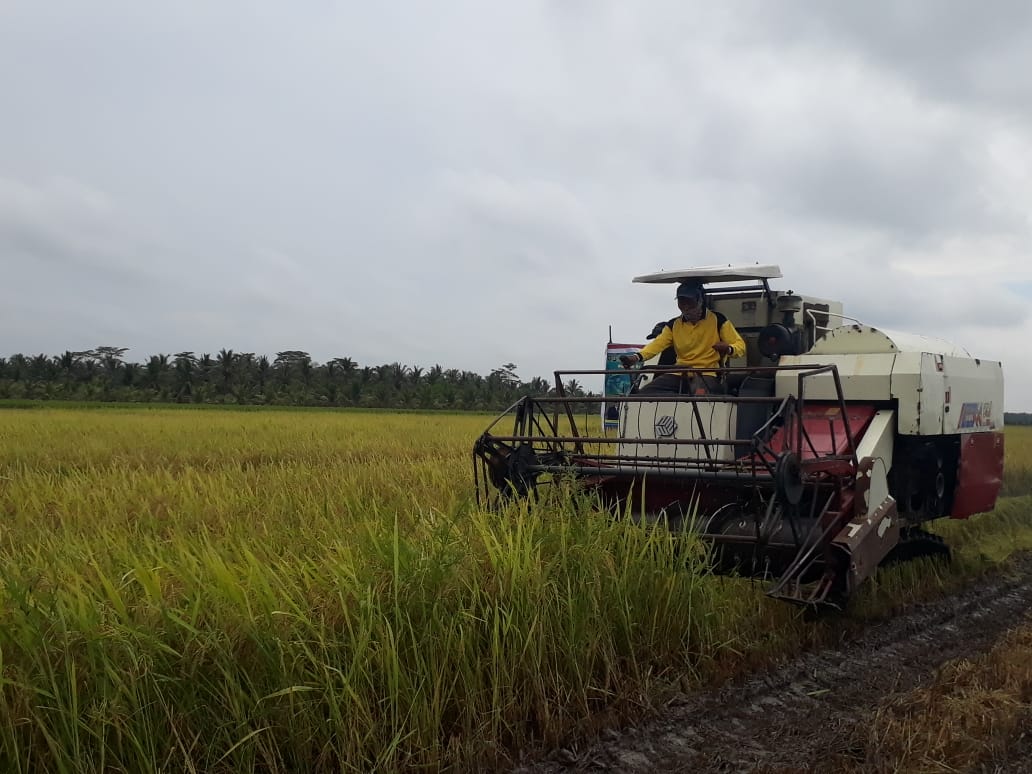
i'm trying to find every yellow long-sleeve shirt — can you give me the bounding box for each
[637,311,746,373]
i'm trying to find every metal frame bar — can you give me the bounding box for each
[473,361,866,606]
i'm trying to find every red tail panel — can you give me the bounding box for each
[951,431,1005,518]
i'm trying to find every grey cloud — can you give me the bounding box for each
[437,171,604,268]
[762,128,998,240]
[763,1,1032,117]
[2,2,1032,406]
[787,248,1028,341]
[511,6,1024,246]
[0,177,136,275]
[855,279,1027,334]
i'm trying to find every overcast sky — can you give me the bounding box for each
[2,1,1031,409]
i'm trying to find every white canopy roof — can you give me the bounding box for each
[633,264,782,284]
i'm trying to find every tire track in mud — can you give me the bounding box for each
[518,555,1032,774]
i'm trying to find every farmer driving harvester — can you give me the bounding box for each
[619,279,746,394]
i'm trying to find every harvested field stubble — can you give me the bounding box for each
[841,621,1032,773]
[0,409,1031,772]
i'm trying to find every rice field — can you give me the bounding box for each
[843,622,1032,772]
[1,406,1031,772]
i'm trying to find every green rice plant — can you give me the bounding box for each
[0,408,1030,772]
[0,408,757,770]
[1000,425,1032,497]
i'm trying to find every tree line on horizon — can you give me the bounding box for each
[4,347,1028,423]
[0,347,599,412]
[1004,412,1032,425]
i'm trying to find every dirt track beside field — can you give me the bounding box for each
[517,556,1032,774]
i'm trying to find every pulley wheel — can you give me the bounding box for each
[775,451,804,506]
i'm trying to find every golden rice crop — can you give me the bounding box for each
[0,408,745,772]
[1,408,1031,772]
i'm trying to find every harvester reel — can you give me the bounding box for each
[497,443,540,499]
[473,437,543,502]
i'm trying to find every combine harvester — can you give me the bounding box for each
[473,265,1004,606]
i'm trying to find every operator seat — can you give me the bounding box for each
[734,375,775,458]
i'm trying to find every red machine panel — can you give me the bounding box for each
[951,431,1005,518]
[769,403,877,460]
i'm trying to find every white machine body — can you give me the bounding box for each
[777,325,1004,436]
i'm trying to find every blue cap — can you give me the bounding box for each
[675,281,703,299]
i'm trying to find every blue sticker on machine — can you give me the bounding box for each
[603,343,641,430]
[957,401,994,429]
